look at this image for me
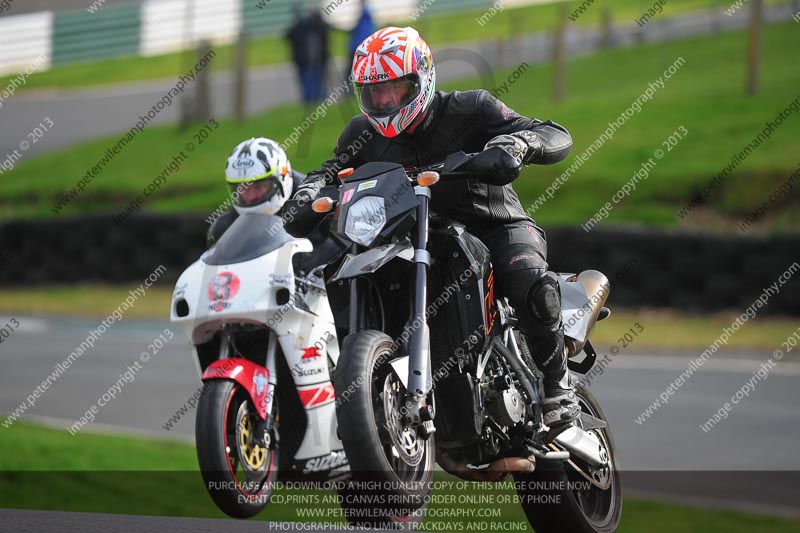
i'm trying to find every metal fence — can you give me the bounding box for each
[0,0,506,75]
[52,4,140,65]
[2,0,790,77]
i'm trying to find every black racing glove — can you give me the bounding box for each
[293,178,325,203]
[484,131,544,167]
[283,183,338,238]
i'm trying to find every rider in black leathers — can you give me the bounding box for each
[286,26,578,429]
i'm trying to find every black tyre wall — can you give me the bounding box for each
[1,216,797,315]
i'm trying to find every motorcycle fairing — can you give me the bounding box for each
[171,238,329,345]
[292,450,348,476]
[171,212,346,479]
[277,328,342,462]
[287,376,343,461]
[202,358,272,420]
[329,241,414,282]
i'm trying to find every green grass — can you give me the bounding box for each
[588,308,800,353]
[0,421,195,471]
[1,21,798,231]
[0,285,171,320]
[0,0,755,93]
[619,499,800,533]
[2,421,799,532]
[0,421,309,520]
[0,285,797,352]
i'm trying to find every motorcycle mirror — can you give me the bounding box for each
[312,197,336,213]
[417,171,440,187]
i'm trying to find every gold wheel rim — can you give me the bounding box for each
[238,413,266,470]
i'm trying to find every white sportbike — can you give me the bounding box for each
[170,213,346,518]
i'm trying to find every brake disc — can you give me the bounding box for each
[382,373,425,467]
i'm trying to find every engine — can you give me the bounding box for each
[485,374,525,426]
[433,356,528,463]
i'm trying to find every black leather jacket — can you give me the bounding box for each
[295,89,572,227]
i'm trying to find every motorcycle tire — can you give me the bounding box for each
[333,330,433,529]
[196,379,278,519]
[514,383,622,532]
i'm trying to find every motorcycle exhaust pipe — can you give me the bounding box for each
[437,452,535,482]
[554,426,607,468]
[566,270,611,356]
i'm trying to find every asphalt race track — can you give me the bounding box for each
[1,315,799,525]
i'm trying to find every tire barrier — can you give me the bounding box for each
[545,226,799,315]
[0,216,797,315]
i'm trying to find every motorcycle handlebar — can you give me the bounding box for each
[409,148,521,186]
[284,148,521,235]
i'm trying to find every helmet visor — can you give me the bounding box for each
[355,77,420,117]
[229,177,283,208]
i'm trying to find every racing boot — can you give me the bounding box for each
[530,326,580,432]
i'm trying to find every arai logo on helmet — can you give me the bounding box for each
[360,73,390,82]
[232,159,255,169]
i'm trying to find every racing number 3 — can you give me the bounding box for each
[211,273,235,301]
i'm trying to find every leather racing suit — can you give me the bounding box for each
[289,89,576,426]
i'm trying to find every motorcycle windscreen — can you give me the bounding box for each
[203,213,294,266]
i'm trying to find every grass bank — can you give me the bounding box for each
[1,22,798,230]
[0,421,798,532]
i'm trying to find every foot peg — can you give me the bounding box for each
[529,446,569,461]
[579,412,607,431]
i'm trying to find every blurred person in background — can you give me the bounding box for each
[349,0,374,58]
[288,27,579,430]
[343,0,375,95]
[285,4,331,103]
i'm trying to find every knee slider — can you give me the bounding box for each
[527,273,561,327]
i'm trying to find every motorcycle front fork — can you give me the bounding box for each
[255,332,279,446]
[217,327,278,447]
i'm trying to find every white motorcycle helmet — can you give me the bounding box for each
[225,137,293,215]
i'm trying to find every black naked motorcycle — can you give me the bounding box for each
[306,150,622,532]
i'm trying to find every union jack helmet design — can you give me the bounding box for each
[352,26,436,138]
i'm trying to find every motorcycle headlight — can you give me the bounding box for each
[345,196,386,246]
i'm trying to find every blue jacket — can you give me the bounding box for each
[349,7,375,57]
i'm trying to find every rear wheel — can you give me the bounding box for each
[514,383,622,532]
[196,379,278,518]
[333,330,433,528]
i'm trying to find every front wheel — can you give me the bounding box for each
[514,383,622,532]
[333,330,434,528]
[196,379,278,518]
